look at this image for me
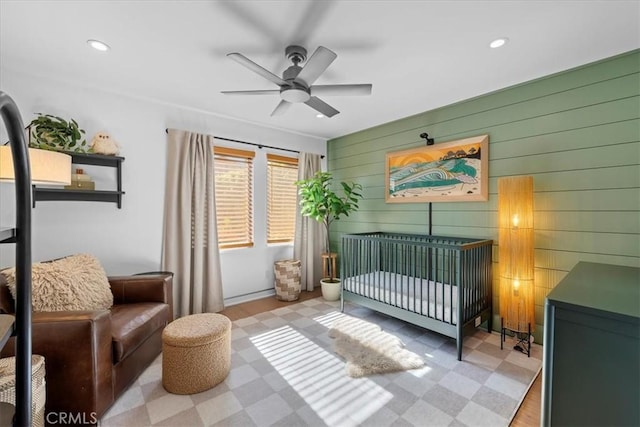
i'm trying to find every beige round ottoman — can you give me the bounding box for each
[162,313,231,394]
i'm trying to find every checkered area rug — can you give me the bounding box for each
[101,298,541,426]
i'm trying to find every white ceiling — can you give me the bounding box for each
[1,1,638,140]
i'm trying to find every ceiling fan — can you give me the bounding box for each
[221,45,372,118]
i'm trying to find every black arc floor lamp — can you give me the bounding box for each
[0,92,71,426]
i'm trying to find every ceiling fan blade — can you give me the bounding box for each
[295,46,337,86]
[310,84,372,96]
[271,100,292,116]
[290,2,336,48]
[221,90,280,95]
[304,96,339,118]
[227,53,289,87]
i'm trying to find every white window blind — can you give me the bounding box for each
[214,146,254,249]
[267,153,299,243]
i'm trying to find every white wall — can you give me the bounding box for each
[0,68,326,303]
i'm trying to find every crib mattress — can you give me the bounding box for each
[343,271,458,324]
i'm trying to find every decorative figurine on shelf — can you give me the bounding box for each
[90,131,120,155]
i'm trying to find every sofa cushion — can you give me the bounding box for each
[111,303,170,363]
[2,254,113,312]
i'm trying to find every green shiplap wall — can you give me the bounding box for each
[327,50,640,342]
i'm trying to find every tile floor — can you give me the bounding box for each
[101,298,541,427]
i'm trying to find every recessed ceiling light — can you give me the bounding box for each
[489,38,509,49]
[87,39,110,52]
[316,114,325,118]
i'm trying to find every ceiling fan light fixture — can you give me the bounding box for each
[281,87,310,103]
[490,37,509,49]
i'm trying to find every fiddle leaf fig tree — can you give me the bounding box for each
[296,171,363,282]
[29,113,87,152]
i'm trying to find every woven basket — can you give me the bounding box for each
[274,260,301,301]
[0,355,46,427]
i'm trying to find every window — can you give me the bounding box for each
[267,154,299,243]
[214,147,254,249]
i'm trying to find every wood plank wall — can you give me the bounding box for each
[327,50,640,342]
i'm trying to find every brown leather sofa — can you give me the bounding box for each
[0,272,173,422]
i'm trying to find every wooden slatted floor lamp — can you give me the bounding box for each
[498,175,535,357]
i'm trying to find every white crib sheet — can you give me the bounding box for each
[343,271,458,324]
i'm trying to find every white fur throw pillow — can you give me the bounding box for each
[4,254,113,312]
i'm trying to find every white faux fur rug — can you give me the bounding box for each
[328,315,424,377]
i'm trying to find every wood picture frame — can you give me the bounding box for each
[385,134,489,203]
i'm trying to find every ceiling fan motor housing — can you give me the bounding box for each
[281,48,310,103]
[283,65,302,81]
[285,45,307,65]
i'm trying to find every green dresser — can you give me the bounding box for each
[541,262,640,426]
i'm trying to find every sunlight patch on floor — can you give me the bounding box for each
[250,325,392,426]
[312,310,346,328]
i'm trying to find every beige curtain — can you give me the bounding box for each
[293,152,324,291]
[162,129,224,317]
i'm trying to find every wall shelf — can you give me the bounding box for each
[32,151,125,208]
[0,314,15,350]
[0,228,17,244]
[33,188,124,205]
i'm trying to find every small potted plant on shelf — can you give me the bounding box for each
[296,171,363,301]
[28,113,88,153]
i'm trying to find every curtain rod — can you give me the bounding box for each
[165,128,324,159]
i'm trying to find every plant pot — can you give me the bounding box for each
[320,278,341,301]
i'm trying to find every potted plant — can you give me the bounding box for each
[29,113,88,153]
[296,171,363,301]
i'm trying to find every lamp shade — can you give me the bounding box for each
[0,146,71,185]
[498,175,535,332]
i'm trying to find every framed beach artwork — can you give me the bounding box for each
[385,134,489,203]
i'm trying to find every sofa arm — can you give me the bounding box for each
[109,273,173,311]
[0,310,113,420]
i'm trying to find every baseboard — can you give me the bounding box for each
[224,289,275,306]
